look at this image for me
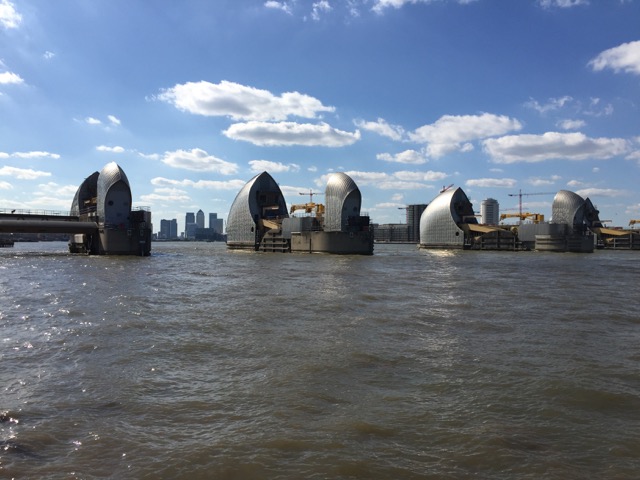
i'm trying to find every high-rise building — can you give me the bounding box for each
[185,223,198,239]
[160,219,171,239]
[185,212,195,239]
[406,204,428,243]
[196,209,205,229]
[481,198,499,225]
[208,213,223,234]
[159,218,179,239]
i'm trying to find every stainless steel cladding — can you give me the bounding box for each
[419,187,476,248]
[552,190,587,227]
[70,172,99,216]
[324,172,362,232]
[552,190,601,231]
[97,162,132,226]
[226,171,288,249]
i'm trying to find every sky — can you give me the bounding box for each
[1,0,639,234]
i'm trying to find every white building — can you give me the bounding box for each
[481,198,499,225]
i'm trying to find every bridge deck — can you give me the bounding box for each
[0,211,98,234]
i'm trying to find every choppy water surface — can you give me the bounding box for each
[1,241,639,479]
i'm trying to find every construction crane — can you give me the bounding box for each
[397,206,408,223]
[500,212,545,224]
[629,219,640,227]
[440,184,454,193]
[508,190,555,221]
[299,189,323,203]
[290,203,325,217]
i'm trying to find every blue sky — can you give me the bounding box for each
[1,0,639,233]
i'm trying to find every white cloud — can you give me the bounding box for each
[539,0,588,8]
[582,97,614,117]
[14,151,60,159]
[96,145,125,153]
[140,187,191,204]
[575,188,624,198]
[317,169,447,190]
[0,151,60,159]
[354,118,405,141]
[157,80,335,121]
[528,175,561,186]
[347,1,361,17]
[567,179,584,187]
[0,166,51,180]
[0,181,12,189]
[223,121,360,147]
[155,187,189,196]
[151,176,246,190]
[317,170,386,187]
[83,115,121,127]
[393,170,448,182]
[483,132,628,163]
[589,40,640,76]
[35,182,77,198]
[0,0,21,29]
[249,160,301,173]
[281,185,332,201]
[375,202,406,209]
[374,180,429,190]
[557,119,586,130]
[139,193,184,204]
[138,152,161,161]
[409,113,522,158]
[311,1,332,21]
[525,96,573,114]
[0,71,23,84]
[160,149,239,175]
[372,0,477,14]
[264,1,292,14]
[377,149,427,165]
[465,178,517,188]
[626,150,640,162]
[43,51,55,60]
[21,195,72,211]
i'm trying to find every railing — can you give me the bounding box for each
[1,206,150,216]
[0,208,73,216]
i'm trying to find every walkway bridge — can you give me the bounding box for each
[0,208,98,234]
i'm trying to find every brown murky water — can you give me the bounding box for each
[2,242,639,479]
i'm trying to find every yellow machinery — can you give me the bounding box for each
[290,202,325,217]
[629,219,639,227]
[499,212,545,223]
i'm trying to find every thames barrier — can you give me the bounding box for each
[0,162,152,256]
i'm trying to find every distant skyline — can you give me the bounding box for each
[1,0,639,233]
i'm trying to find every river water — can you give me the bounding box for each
[1,241,639,479]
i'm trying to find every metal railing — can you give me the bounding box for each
[0,208,73,216]
[1,206,150,216]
